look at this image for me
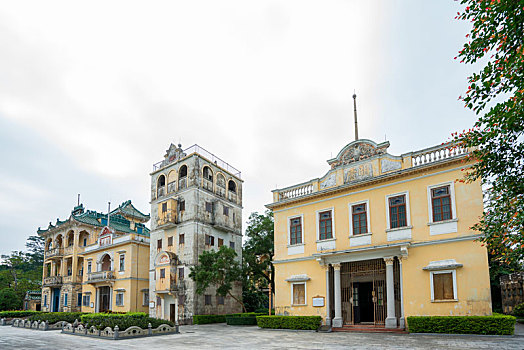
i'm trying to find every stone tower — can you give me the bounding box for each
[149,143,243,323]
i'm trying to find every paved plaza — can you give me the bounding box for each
[1,324,523,349]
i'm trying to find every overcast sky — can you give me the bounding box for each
[0,0,476,255]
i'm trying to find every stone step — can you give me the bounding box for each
[333,325,407,334]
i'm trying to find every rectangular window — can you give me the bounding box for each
[83,238,87,247]
[433,272,455,300]
[143,291,149,306]
[87,261,92,274]
[229,241,235,249]
[205,234,215,246]
[82,295,91,307]
[178,295,185,305]
[352,203,368,235]
[157,239,162,249]
[217,296,225,305]
[119,254,125,271]
[205,294,212,305]
[168,236,173,246]
[223,206,229,216]
[179,200,185,211]
[292,283,305,305]
[431,185,452,222]
[77,293,82,307]
[116,293,124,306]
[179,234,185,245]
[44,295,47,307]
[205,202,213,213]
[218,238,224,247]
[389,195,407,229]
[162,202,167,213]
[156,296,161,307]
[178,267,184,279]
[318,211,333,240]
[64,293,68,306]
[289,217,302,245]
[160,268,165,279]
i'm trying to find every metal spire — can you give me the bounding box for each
[353,91,359,141]
[107,201,111,228]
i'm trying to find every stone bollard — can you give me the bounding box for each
[44,320,49,331]
[113,325,119,340]
[148,323,152,336]
[1,318,5,326]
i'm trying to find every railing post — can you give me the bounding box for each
[148,322,152,335]
[113,325,119,339]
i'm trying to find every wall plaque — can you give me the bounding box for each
[312,296,324,307]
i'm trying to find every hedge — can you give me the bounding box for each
[513,303,524,317]
[0,310,41,318]
[80,312,174,330]
[256,316,322,330]
[193,314,226,324]
[407,315,516,335]
[226,313,266,326]
[28,312,85,324]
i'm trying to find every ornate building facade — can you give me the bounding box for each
[149,144,243,324]
[267,139,491,329]
[38,200,150,313]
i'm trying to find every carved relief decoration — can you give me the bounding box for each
[162,144,186,167]
[381,158,402,173]
[320,173,337,189]
[329,141,388,169]
[344,162,373,184]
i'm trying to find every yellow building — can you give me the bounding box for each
[266,139,491,329]
[39,200,150,314]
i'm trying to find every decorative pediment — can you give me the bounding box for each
[155,251,179,267]
[99,226,114,247]
[328,139,389,169]
[162,143,186,167]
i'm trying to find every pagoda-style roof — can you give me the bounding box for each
[110,200,150,223]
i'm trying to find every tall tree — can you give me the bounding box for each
[25,235,45,266]
[454,1,524,266]
[189,246,246,312]
[242,211,274,306]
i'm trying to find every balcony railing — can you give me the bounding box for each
[202,178,213,192]
[411,143,467,167]
[170,280,185,292]
[157,186,165,198]
[45,247,63,259]
[167,181,176,193]
[216,186,226,198]
[64,246,74,256]
[156,210,178,227]
[43,276,62,286]
[278,181,315,201]
[87,270,114,283]
[63,275,73,284]
[228,192,238,203]
[179,178,187,190]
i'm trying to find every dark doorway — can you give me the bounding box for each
[36,303,41,311]
[52,288,60,312]
[99,286,111,312]
[357,282,374,323]
[170,304,177,322]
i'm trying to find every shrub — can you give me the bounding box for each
[80,312,174,330]
[193,314,226,324]
[29,312,85,324]
[513,303,524,317]
[256,316,322,330]
[407,315,516,335]
[226,316,258,325]
[0,310,41,319]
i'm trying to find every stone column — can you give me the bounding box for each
[72,230,79,283]
[398,256,405,329]
[332,263,342,328]
[384,257,396,328]
[324,264,331,326]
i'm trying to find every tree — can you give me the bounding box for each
[25,235,45,266]
[0,288,22,311]
[189,245,246,312]
[242,211,274,311]
[454,1,524,266]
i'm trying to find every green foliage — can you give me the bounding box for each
[0,310,41,318]
[256,316,322,330]
[513,303,524,317]
[0,288,22,311]
[29,312,85,324]
[242,211,274,312]
[407,315,516,335]
[80,312,174,330]
[189,245,245,312]
[226,312,266,325]
[192,314,226,324]
[454,0,524,266]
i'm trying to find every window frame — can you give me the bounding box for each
[116,292,124,306]
[159,268,166,279]
[348,200,371,236]
[385,191,411,230]
[229,241,235,249]
[287,214,304,246]
[223,206,229,216]
[291,282,307,306]
[427,182,457,223]
[157,239,162,250]
[143,291,149,306]
[316,208,335,241]
[205,201,213,213]
[119,254,125,272]
[205,294,212,306]
[64,293,68,306]
[430,269,458,302]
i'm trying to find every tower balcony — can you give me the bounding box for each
[43,276,63,287]
[156,210,178,228]
[87,270,114,284]
[45,248,63,259]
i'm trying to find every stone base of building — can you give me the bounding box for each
[385,317,397,329]
[332,317,343,328]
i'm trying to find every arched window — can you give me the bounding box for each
[217,174,226,188]
[79,231,90,247]
[157,175,166,198]
[46,239,52,251]
[203,166,213,181]
[167,170,177,193]
[228,180,237,193]
[67,231,74,247]
[100,254,111,272]
[55,235,63,248]
[179,165,188,178]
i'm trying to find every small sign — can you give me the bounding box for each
[149,301,155,309]
[90,302,94,308]
[312,296,325,307]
